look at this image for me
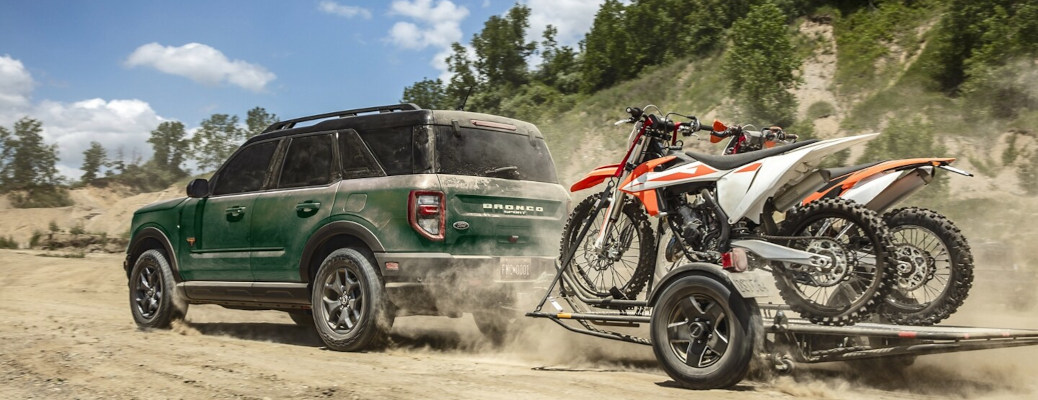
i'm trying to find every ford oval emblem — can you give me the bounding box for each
[453,221,470,230]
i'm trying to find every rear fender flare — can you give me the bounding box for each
[299,220,386,282]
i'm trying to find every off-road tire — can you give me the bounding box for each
[311,248,392,352]
[129,249,188,329]
[774,198,897,326]
[650,274,759,390]
[879,207,973,325]
[559,193,655,300]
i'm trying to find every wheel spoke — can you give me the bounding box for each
[685,338,708,367]
[340,307,353,329]
[678,297,707,320]
[667,321,691,341]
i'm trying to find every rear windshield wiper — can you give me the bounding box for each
[484,166,519,179]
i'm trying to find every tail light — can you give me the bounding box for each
[721,248,749,272]
[409,190,445,241]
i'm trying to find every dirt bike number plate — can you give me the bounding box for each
[728,270,777,298]
[499,257,532,281]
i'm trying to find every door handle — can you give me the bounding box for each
[225,206,246,217]
[295,201,322,214]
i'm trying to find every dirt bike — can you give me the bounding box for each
[701,123,975,325]
[560,106,898,326]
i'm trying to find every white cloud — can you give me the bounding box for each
[318,1,372,19]
[0,56,168,180]
[125,42,276,92]
[524,0,604,47]
[34,98,164,180]
[387,0,469,77]
[0,54,34,112]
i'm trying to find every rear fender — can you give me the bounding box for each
[839,158,955,192]
[802,158,956,206]
[570,164,620,192]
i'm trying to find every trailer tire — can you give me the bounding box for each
[650,274,758,390]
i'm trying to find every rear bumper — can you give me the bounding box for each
[373,252,557,314]
[374,252,556,284]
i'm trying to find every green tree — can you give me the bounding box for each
[193,114,245,172]
[444,42,478,110]
[0,117,62,190]
[0,118,70,208]
[80,141,107,184]
[147,121,190,177]
[245,106,278,138]
[723,1,801,126]
[402,78,448,109]
[535,25,581,94]
[581,0,631,93]
[471,4,536,89]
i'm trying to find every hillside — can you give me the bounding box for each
[2,5,1037,277]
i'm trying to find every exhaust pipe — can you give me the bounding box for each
[773,170,831,211]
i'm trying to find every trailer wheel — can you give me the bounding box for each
[650,274,758,390]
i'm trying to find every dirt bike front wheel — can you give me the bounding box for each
[879,207,974,325]
[773,198,897,326]
[559,192,655,300]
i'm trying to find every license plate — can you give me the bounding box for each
[499,257,532,280]
[728,270,776,298]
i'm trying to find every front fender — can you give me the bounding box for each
[570,164,620,192]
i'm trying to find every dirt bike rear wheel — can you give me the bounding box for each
[559,192,655,300]
[879,207,974,325]
[773,198,897,326]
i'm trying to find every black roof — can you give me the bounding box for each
[244,103,543,146]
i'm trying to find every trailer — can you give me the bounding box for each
[527,261,1038,390]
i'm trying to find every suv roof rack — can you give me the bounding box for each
[263,103,422,133]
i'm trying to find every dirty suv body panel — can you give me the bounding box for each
[124,104,568,336]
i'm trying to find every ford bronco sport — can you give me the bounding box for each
[125,104,569,350]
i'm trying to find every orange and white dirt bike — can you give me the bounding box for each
[560,106,897,325]
[699,123,975,325]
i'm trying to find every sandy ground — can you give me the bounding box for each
[1,250,1036,400]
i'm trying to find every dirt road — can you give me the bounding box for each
[1,250,1036,399]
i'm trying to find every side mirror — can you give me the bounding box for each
[186,178,210,198]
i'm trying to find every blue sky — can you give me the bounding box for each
[0,0,602,178]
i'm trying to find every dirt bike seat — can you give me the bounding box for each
[684,139,819,170]
[823,161,883,179]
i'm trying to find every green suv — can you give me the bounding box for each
[125,104,569,350]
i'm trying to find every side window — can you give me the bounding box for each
[339,129,385,179]
[357,127,413,175]
[278,134,335,188]
[211,140,278,196]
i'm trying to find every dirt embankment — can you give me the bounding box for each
[1,249,1036,400]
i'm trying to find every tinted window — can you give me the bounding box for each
[434,126,558,184]
[357,127,413,175]
[278,134,335,188]
[339,129,385,179]
[212,140,278,195]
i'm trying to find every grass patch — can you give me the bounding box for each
[0,236,18,249]
[37,251,86,259]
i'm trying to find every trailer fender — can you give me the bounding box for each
[648,263,733,307]
[648,263,775,307]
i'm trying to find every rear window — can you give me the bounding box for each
[433,126,558,184]
[357,126,414,175]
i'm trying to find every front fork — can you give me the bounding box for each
[591,181,628,253]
